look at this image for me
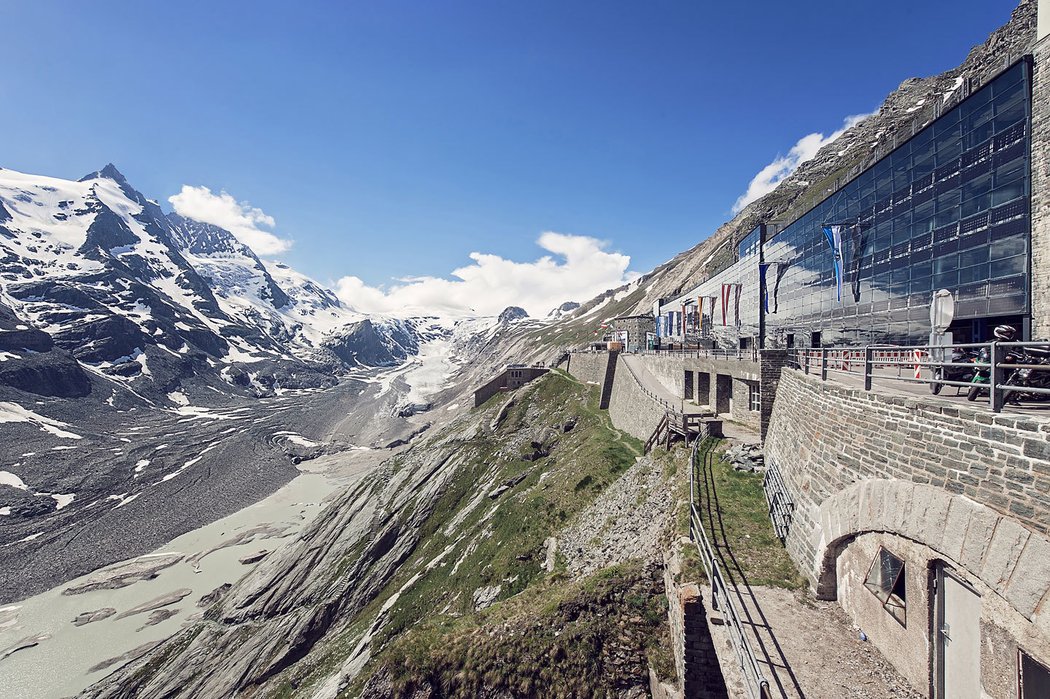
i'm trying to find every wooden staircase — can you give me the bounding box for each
[645,409,718,454]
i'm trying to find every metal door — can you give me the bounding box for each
[937,566,982,699]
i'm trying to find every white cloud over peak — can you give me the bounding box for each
[335,231,637,318]
[731,112,874,214]
[168,185,292,255]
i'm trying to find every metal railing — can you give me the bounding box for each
[690,440,771,699]
[637,346,759,362]
[762,459,794,543]
[617,353,678,412]
[788,340,1050,413]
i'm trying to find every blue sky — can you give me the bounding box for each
[0,0,1018,312]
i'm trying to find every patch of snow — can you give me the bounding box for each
[167,391,190,407]
[51,493,75,510]
[285,435,321,448]
[108,492,139,507]
[0,401,82,439]
[172,405,235,421]
[905,98,926,113]
[0,471,29,490]
[942,76,964,103]
[0,507,9,516]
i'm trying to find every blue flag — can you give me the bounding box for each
[822,225,844,303]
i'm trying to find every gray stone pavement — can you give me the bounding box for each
[620,354,711,415]
[704,583,923,699]
[803,362,1050,420]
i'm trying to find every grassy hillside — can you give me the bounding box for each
[262,372,673,697]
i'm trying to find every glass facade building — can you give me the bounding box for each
[660,59,1032,348]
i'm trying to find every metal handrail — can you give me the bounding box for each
[762,459,794,543]
[787,340,1050,412]
[617,354,678,411]
[689,441,770,699]
[637,347,759,362]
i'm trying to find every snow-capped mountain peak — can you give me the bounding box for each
[0,165,439,397]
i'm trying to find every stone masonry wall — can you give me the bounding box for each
[630,354,685,397]
[663,550,728,699]
[607,355,666,442]
[729,377,759,431]
[766,369,1050,603]
[758,349,790,439]
[1032,35,1050,340]
[564,351,610,386]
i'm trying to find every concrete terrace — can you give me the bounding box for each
[796,358,1050,420]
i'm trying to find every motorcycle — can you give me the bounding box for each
[966,345,1047,402]
[928,347,980,395]
[1000,345,1050,401]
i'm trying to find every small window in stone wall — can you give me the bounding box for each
[863,547,907,626]
[748,383,760,412]
[1020,650,1050,698]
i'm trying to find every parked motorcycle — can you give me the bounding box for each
[966,344,1048,402]
[1000,345,1050,402]
[928,347,979,395]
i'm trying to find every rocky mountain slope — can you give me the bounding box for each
[80,373,679,698]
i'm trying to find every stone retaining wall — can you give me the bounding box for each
[766,369,1050,696]
[564,351,610,387]
[766,369,1050,614]
[608,356,667,441]
[663,549,728,699]
[628,354,685,396]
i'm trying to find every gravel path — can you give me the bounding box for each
[706,585,923,699]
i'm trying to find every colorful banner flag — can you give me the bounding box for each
[734,283,741,326]
[772,262,789,313]
[759,263,770,313]
[720,284,731,326]
[822,225,844,303]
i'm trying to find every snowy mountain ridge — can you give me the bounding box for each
[0,164,455,398]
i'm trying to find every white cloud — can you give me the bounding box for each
[168,185,292,255]
[731,112,874,214]
[335,232,637,317]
